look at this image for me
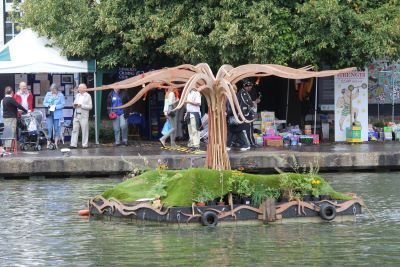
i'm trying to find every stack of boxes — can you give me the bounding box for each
[384,126,393,141]
[257,111,321,147]
[260,111,275,134]
[260,111,283,147]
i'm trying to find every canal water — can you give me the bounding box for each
[0,172,399,266]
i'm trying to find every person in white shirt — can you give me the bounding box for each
[185,87,202,150]
[160,88,178,147]
[70,84,92,149]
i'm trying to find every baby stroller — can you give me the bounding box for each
[199,113,209,144]
[19,111,48,151]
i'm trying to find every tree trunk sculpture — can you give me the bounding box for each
[89,63,355,170]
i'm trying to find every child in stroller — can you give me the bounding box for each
[19,110,48,151]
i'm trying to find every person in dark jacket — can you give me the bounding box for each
[226,89,250,151]
[2,86,28,147]
[107,88,131,146]
[237,79,260,148]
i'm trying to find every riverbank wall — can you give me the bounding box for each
[1,143,400,178]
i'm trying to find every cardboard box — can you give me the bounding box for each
[266,139,283,147]
[264,135,282,140]
[300,136,313,145]
[261,121,273,133]
[309,134,320,144]
[384,127,392,133]
[260,111,275,122]
[263,135,282,146]
[384,132,393,140]
[346,126,362,143]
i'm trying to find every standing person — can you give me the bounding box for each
[159,88,178,147]
[14,81,33,113]
[43,84,65,149]
[185,87,202,151]
[238,79,260,148]
[226,97,250,151]
[107,88,130,146]
[70,84,92,149]
[2,86,28,147]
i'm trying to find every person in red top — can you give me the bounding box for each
[14,81,33,113]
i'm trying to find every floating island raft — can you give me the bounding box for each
[89,168,364,226]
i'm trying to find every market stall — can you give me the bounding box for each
[0,29,100,142]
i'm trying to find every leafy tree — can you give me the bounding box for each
[293,0,400,68]
[15,0,400,70]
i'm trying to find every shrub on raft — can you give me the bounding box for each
[101,168,351,207]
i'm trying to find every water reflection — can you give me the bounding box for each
[0,173,399,266]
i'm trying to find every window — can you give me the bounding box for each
[4,12,21,43]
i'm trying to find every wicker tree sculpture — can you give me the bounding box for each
[91,63,355,170]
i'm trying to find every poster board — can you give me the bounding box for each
[368,60,400,104]
[334,70,368,141]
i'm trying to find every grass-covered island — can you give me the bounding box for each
[101,168,352,207]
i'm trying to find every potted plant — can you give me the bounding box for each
[217,197,226,206]
[236,177,254,205]
[227,170,243,204]
[193,187,213,207]
[295,175,313,201]
[265,187,280,201]
[251,185,281,207]
[310,177,322,201]
[278,173,295,202]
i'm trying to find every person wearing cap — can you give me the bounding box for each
[238,79,260,148]
[226,98,250,151]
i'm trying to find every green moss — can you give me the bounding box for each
[101,168,351,207]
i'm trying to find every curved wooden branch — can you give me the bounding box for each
[178,212,201,223]
[226,64,356,85]
[173,73,214,111]
[275,200,320,215]
[275,198,364,216]
[217,205,263,220]
[87,64,199,91]
[89,196,170,217]
[216,64,234,80]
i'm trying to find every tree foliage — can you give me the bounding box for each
[16,0,400,70]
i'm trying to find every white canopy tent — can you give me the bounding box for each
[0,29,100,144]
[0,29,95,73]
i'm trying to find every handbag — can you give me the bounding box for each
[45,108,53,117]
[109,111,117,120]
[167,103,176,117]
[167,110,176,118]
[161,120,171,135]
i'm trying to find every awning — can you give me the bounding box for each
[0,29,95,73]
